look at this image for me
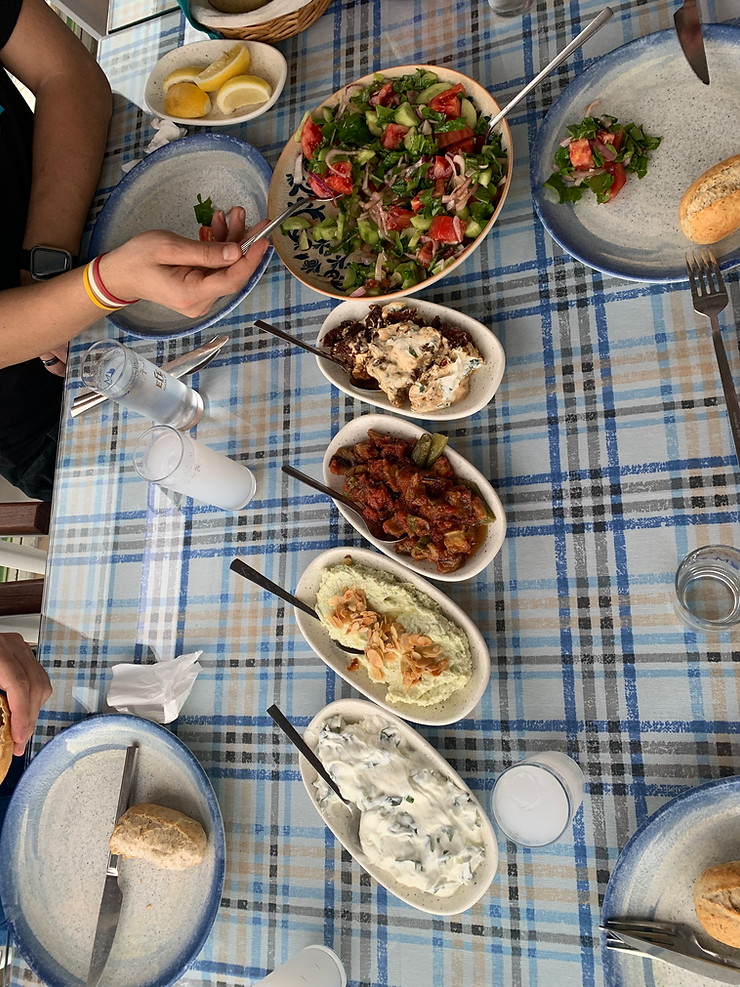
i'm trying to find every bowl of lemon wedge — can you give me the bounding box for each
[145,40,287,127]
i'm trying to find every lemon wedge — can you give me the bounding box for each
[216,74,272,113]
[195,44,250,93]
[162,65,204,92]
[163,82,211,119]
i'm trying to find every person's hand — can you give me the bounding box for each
[0,633,52,755]
[99,211,270,320]
[37,344,68,377]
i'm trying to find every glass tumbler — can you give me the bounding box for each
[487,0,533,16]
[82,340,203,430]
[134,426,256,511]
[253,946,346,987]
[674,545,740,632]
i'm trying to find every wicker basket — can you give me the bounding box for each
[215,0,332,40]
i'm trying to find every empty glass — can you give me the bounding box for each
[674,545,740,632]
[253,946,346,987]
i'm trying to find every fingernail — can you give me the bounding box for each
[222,243,240,261]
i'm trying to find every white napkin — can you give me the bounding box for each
[121,118,187,174]
[107,650,203,723]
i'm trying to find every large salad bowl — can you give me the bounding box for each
[268,64,513,302]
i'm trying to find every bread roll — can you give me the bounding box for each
[0,694,12,786]
[694,860,740,947]
[109,803,207,870]
[679,154,740,244]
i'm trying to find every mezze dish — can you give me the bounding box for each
[294,548,491,726]
[316,297,505,421]
[268,64,512,301]
[322,415,506,581]
[300,699,499,914]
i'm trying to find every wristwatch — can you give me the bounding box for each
[19,245,74,281]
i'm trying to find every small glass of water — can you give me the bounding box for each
[82,340,203,431]
[491,751,585,847]
[487,0,533,16]
[674,545,740,632]
[134,426,256,512]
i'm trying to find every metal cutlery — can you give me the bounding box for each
[229,558,363,655]
[267,704,350,805]
[485,6,614,137]
[281,465,404,544]
[675,0,710,85]
[71,334,228,418]
[254,319,379,390]
[603,918,740,983]
[87,743,138,987]
[240,198,316,255]
[686,249,740,466]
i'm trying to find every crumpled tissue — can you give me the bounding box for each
[107,650,203,723]
[121,118,187,174]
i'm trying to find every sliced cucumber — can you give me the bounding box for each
[280,217,313,232]
[460,97,477,130]
[410,215,433,231]
[417,81,452,104]
[394,101,420,129]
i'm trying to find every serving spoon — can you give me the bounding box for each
[254,319,379,390]
[267,704,351,805]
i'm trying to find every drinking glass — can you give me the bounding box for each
[491,751,584,847]
[487,0,533,16]
[674,546,740,632]
[82,340,203,430]
[253,946,346,987]
[134,426,256,511]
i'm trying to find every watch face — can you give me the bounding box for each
[31,246,72,280]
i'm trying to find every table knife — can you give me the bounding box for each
[605,928,740,984]
[674,0,710,85]
[70,334,229,418]
[86,743,138,987]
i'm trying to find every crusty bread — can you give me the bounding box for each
[109,802,207,870]
[695,860,740,947]
[679,154,740,244]
[0,695,12,786]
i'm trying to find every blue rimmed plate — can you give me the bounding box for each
[531,25,740,283]
[89,133,272,339]
[0,714,225,987]
[602,775,740,986]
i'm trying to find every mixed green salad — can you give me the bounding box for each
[283,68,508,296]
[544,111,662,205]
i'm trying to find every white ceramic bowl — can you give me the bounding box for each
[300,698,499,914]
[268,64,512,301]
[145,40,287,127]
[320,414,506,582]
[293,547,491,726]
[316,297,506,421]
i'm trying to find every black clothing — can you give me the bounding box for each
[0,0,63,501]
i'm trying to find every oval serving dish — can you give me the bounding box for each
[316,296,506,421]
[320,413,506,582]
[268,64,513,302]
[293,546,491,726]
[300,698,499,914]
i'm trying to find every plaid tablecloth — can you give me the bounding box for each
[13,1,740,985]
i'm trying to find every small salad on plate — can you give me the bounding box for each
[282,67,508,296]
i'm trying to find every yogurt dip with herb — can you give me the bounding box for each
[314,714,486,897]
[315,558,472,706]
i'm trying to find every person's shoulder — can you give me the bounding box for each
[0,0,24,53]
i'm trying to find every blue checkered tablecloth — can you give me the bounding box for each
[9,1,740,985]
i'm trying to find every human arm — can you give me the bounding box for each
[0,633,52,755]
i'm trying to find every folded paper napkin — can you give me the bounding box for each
[107,650,203,723]
[121,118,187,174]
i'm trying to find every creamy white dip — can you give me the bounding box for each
[314,714,486,897]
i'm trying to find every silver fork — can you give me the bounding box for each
[603,918,740,972]
[686,249,740,465]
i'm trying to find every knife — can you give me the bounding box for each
[674,0,710,85]
[70,334,229,418]
[604,928,740,984]
[86,743,138,987]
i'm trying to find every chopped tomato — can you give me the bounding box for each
[434,178,447,197]
[410,194,424,213]
[429,155,453,180]
[369,82,395,107]
[568,137,594,170]
[198,226,214,241]
[604,160,626,200]
[324,160,354,196]
[444,136,474,155]
[300,115,323,162]
[429,83,465,120]
[306,172,334,199]
[436,125,474,150]
[597,128,624,152]
[417,241,436,268]
[428,214,464,244]
[381,123,409,149]
[473,135,486,153]
[385,206,415,231]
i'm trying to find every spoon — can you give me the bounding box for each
[485,6,613,138]
[229,558,363,655]
[254,319,380,390]
[281,465,405,544]
[267,704,351,805]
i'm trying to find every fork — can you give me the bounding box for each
[686,249,740,465]
[603,917,740,971]
[239,197,315,256]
